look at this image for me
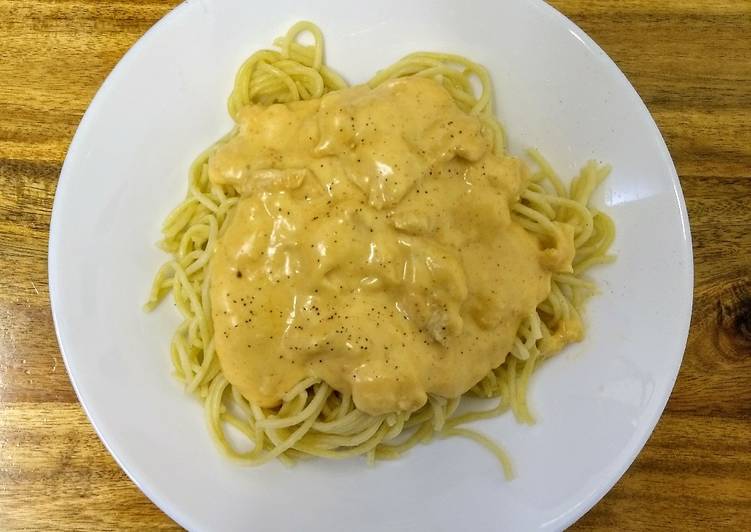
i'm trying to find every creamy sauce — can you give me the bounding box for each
[208,77,574,416]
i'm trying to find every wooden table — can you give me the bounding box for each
[1,1,749,529]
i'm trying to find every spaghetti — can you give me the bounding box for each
[146,21,615,477]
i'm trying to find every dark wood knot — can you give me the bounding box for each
[716,282,751,362]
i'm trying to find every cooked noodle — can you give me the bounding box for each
[146,21,615,477]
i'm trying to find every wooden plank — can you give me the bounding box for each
[0,0,749,529]
[0,404,177,530]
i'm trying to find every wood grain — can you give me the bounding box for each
[1,0,749,529]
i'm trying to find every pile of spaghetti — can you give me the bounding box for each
[146,22,614,477]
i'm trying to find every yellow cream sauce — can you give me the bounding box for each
[208,77,574,416]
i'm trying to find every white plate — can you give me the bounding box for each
[49,0,693,530]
